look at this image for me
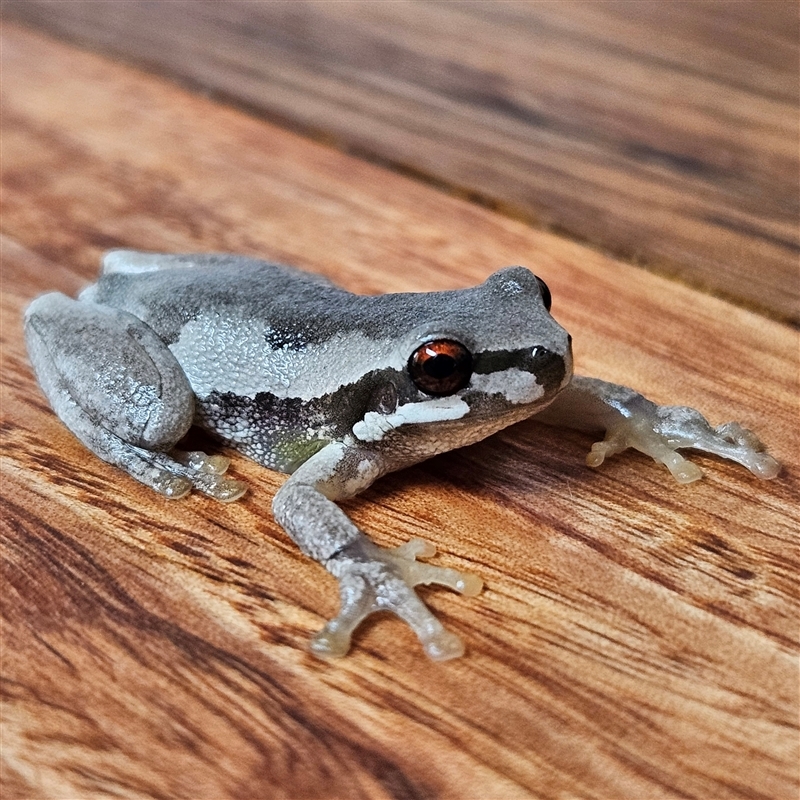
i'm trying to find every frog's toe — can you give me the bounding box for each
[390,538,483,596]
[152,471,193,499]
[193,474,248,502]
[661,451,703,484]
[587,418,707,482]
[747,452,780,480]
[663,417,780,480]
[637,436,705,483]
[146,463,246,502]
[179,451,232,475]
[422,628,465,661]
[710,423,780,479]
[715,421,756,447]
[392,537,436,560]
[405,560,483,596]
[644,408,780,481]
[168,449,248,500]
[310,625,353,660]
[586,436,625,468]
[372,561,472,659]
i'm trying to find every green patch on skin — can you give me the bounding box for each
[277,436,330,473]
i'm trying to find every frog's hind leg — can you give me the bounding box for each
[24,293,246,502]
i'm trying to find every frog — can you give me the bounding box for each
[24,251,780,661]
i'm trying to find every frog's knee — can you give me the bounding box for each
[25,293,194,450]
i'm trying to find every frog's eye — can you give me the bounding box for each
[535,275,552,312]
[408,339,473,396]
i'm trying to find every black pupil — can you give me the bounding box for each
[424,352,456,378]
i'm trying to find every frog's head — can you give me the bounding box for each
[409,267,571,407]
[353,267,573,448]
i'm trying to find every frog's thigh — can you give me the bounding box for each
[25,293,201,496]
[26,292,194,447]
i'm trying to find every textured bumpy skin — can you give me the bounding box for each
[25,251,780,661]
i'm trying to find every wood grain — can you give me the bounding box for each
[4,0,799,322]
[2,24,799,800]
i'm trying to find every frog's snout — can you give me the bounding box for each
[525,345,569,394]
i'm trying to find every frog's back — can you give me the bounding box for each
[84,252,396,470]
[101,250,336,285]
[89,251,345,343]
[88,250,486,350]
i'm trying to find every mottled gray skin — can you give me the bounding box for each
[25,251,780,661]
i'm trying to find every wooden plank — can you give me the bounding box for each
[4,0,799,322]
[2,24,798,800]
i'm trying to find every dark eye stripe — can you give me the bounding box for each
[472,347,566,392]
[408,339,473,396]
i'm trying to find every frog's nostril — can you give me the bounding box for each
[527,347,566,392]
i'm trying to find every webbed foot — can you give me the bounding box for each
[313,537,483,661]
[588,403,780,483]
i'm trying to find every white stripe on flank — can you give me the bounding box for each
[169,313,405,401]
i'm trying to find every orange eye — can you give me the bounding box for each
[408,339,473,396]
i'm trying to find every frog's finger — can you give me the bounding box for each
[389,590,465,661]
[176,451,232,475]
[704,422,780,478]
[401,560,483,596]
[310,574,376,659]
[391,537,436,560]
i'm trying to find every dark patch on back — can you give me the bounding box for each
[263,326,307,351]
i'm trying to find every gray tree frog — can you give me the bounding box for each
[24,252,780,661]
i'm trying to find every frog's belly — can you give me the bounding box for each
[193,390,343,473]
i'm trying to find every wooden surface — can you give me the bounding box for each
[1,20,799,800]
[4,0,799,322]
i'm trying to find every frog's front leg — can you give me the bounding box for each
[25,293,247,501]
[537,376,780,483]
[272,441,483,661]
